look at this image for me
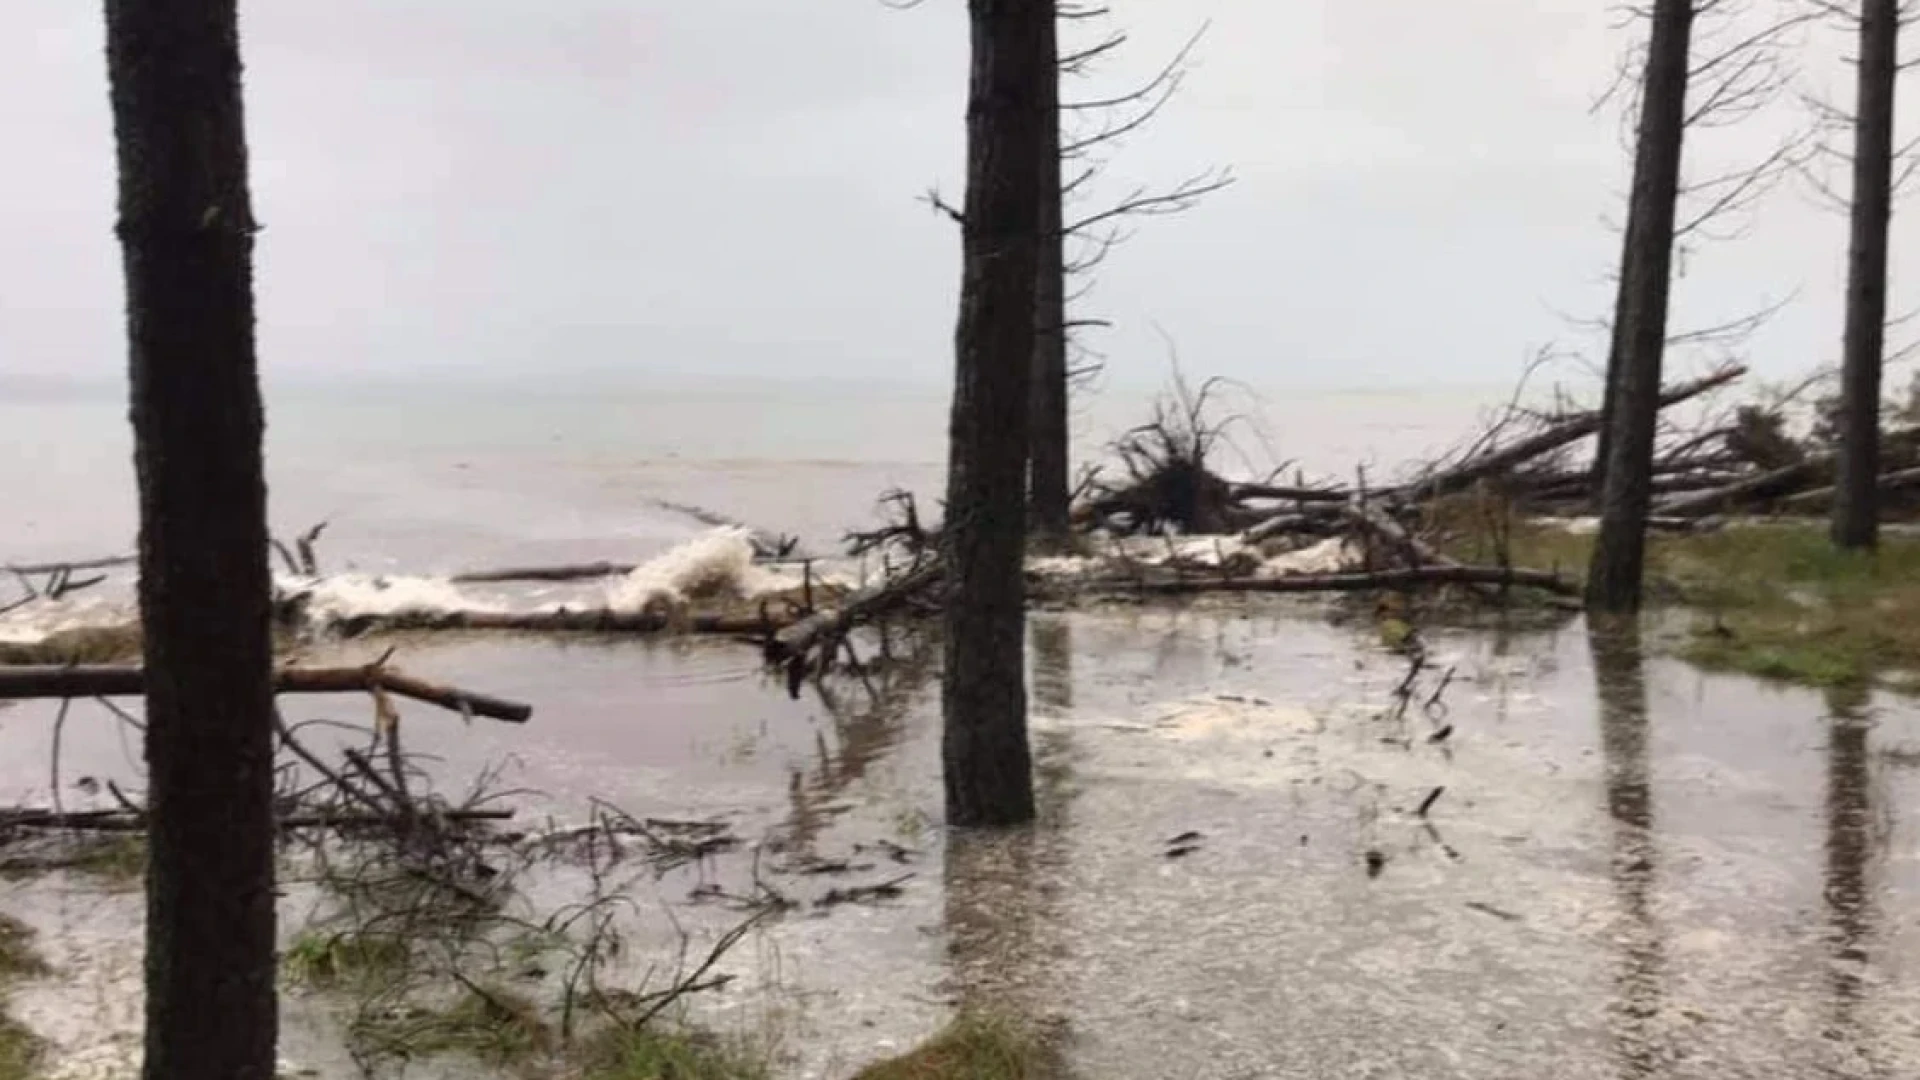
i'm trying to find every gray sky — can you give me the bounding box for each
[0,1,1908,393]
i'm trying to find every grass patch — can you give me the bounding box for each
[850,1012,1065,1080]
[282,929,410,988]
[0,915,45,1080]
[0,917,46,986]
[574,1023,768,1080]
[0,1012,41,1080]
[1429,505,1920,691]
[353,983,552,1065]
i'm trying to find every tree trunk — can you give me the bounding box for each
[1027,7,1071,544]
[1586,0,1694,614]
[944,0,1050,828]
[1591,218,1639,508]
[103,3,279,1077]
[1831,0,1899,551]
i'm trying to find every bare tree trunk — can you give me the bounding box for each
[944,0,1050,828]
[1591,216,1639,507]
[1027,7,1072,545]
[1832,0,1899,551]
[103,3,279,1077]
[1586,0,1694,614]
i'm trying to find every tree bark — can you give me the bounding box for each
[1586,0,1695,614]
[103,2,279,1077]
[944,0,1050,828]
[1027,7,1071,544]
[1831,0,1899,551]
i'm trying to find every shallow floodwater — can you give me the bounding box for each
[3,601,1920,1078]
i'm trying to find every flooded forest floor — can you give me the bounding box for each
[4,582,1920,1078]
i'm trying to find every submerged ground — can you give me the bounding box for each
[2,599,1918,1078]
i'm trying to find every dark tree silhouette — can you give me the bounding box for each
[1588,0,1697,613]
[943,0,1051,827]
[103,2,279,1077]
[1831,0,1900,550]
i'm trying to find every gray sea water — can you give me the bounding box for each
[0,372,1505,572]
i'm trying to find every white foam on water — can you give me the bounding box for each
[0,595,133,645]
[604,527,789,614]
[285,572,508,623]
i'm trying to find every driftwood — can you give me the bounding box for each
[769,559,944,663]
[1230,483,1349,504]
[0,807,514,833]
[1406,365,1746,503]
[1112,564,1581,599]
[1653,458,1825,518]
[1778,465,1920,510]
[0,664,533,723]
[451,561,636,584]
[336,608,780,637]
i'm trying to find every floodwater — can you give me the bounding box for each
[3,600,1920,1078]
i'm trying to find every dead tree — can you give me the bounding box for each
[1831,0,1902,549]
[102,1,279,1077]
[943,0,1051,828]
[1589,0,1698,612]
[1027,6,1231,539]
[1591,0,1813,501]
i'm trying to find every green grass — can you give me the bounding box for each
[1430,505,1920,692]
[282,929,411,988]
[849,1012,1065,1080]
[353,983,552,1065]
[575,1023,769,1080]
[0,915,46,1080]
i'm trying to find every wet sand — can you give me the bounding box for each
[3,600,1919,1078]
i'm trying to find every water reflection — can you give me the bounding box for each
[1821,685,1878,1075]
[780,633,939,852]
[938,618,1077,1039]
[1588,619,1666,1078]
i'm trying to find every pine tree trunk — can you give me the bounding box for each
[1586,0,1694,613]
[1027,9,1072,545]
[1591,213,1639,507]
[944,0,1050,828]
[103,3,279,1077]
[1831,0,1898,551]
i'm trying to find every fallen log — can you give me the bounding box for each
[769,559,944,663]
[1229,483,1349,504]
[1778,465,1920,510]
[1652,458,1823,517]
[0,807,514,833]
[451,561,635,584]
[0,665,533,723]
[1407,365,1746,502]
[335,608,781,638]
[1108,564,1582,599]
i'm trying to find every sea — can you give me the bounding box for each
[1,372,1510,574]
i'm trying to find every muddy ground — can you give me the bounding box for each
[2,599,1918,1078]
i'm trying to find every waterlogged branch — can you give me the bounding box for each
[0,664,533,723]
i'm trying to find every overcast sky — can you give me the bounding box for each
[0,1,1909,393]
